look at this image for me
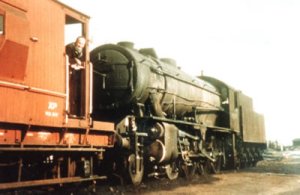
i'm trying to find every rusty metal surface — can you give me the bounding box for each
[0,147,106,152]
[0,1,30,83]
[0,128,21,144]
[0,40,28,81]
[0,0,97,128]
[0,85,66,127]
[0,0,65,127]
[0,0,114,143]
[0,175,107,190]
[0,0,28,11]
[0,1,115,191]
[0,124,114,147]
[92,121,115,132]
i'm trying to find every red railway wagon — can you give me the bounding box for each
[0,0,114,190]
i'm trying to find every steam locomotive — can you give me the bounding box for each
[90,42,266,185]
[0,0,265,191]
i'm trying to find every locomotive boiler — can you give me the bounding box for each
[91,42,266,185]
[91,42,221,125]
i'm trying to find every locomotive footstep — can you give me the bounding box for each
[128,154,144,186]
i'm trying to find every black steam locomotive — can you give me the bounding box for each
[90,42,266,185]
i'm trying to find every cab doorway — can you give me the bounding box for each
[65,15,86,118]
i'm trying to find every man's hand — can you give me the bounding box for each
[70,64,84,70]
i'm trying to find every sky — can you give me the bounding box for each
[59,0,300,146]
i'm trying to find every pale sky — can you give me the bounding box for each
[60,0,300,145]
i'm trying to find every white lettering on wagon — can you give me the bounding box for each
[45,101,59,117]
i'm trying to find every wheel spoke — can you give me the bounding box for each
[181,162,196,179]
[211,154,222,174]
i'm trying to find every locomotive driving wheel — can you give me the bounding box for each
[128,153,144,186]
[211,153,223,174]
[206,135,224,174]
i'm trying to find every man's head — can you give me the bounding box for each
[75,36,86,50]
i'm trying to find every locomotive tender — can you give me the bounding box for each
[90,42,266,185]
[0,0,266,191]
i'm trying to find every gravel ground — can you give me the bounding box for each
[35,156,300,194]
[93,157,300,195]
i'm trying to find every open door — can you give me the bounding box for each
[64,15,87,118]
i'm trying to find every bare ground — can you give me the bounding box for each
[93,158,300,195]
[45,157,300,195]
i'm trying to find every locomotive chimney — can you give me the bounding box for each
[139,48,158,58]
[117,41,134,49]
